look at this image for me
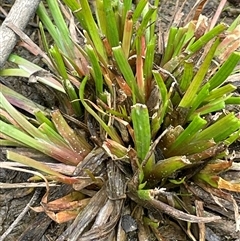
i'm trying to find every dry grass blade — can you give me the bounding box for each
[0,182,58,189]
[232,195,240,231]
[73,147,106,176]
[68,161,126,241]
[6,22,52,66]
[183,0,208,25]
[56,186,108,241]
[209,0,228,30]
[187,181,240,233]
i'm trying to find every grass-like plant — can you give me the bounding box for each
[1,0,240,239]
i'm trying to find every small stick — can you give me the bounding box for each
[0,189,41,241]
[0,0,41,68]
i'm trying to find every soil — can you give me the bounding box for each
[0,0,240,241]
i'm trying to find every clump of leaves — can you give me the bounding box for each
[1,0,240,240]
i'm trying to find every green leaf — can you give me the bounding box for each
[35,110,55,130]
[64,0,107,61]
[169,177,186,184]
[149,0,160,40]
[204,84,236,102]
[137,189,152,201]
[112,46,141,102]
[167,115,207,155]
[95,0,107,36]
[102,139,128,158]
[0,93,46,139]
[186,83,210,119]
[0,140,23,146]
[224,129,240,145]
[79,76,123,144]
[132,0,148,23]
[208,52,240,90]
[172,27,188,57]
[0,121,83,165]
[186,142,224,162]
[49,45,68,80]
[122,0,132,26]
[37,2,62,50]
[195,113,240,142]
[46,0,74,57]
[63,79,82,117]
[39,21,49,54]
[103,0,119,47]
[136,4,157,42]
[186,23,227,54]
[162,27,178,65]
[151,71,169,136]
[38,123,70,148]
[145,156,191,187]
[85,45,103,96]
[190,97,226,119]
[131,104,151,162]
[179,60,193,92]
[81,0,107,60]
[144,35,156,84]
[225,96,240,105]
[179,38,220,108]
[0,68,29,78]
[7,151,80,184]
[9,54,42,72]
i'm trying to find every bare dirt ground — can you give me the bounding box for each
[0,0,240,240]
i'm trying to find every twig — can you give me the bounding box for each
[195,200,206,241]
[0,13,40,28]
[0,0,41,68]
[0,189,41,241]
[127,179,222,223]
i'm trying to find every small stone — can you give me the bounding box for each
[121,214,138,233]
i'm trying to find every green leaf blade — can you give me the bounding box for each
[208,52,240,90]
[131,104,151,162]
[179,38,220,108]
